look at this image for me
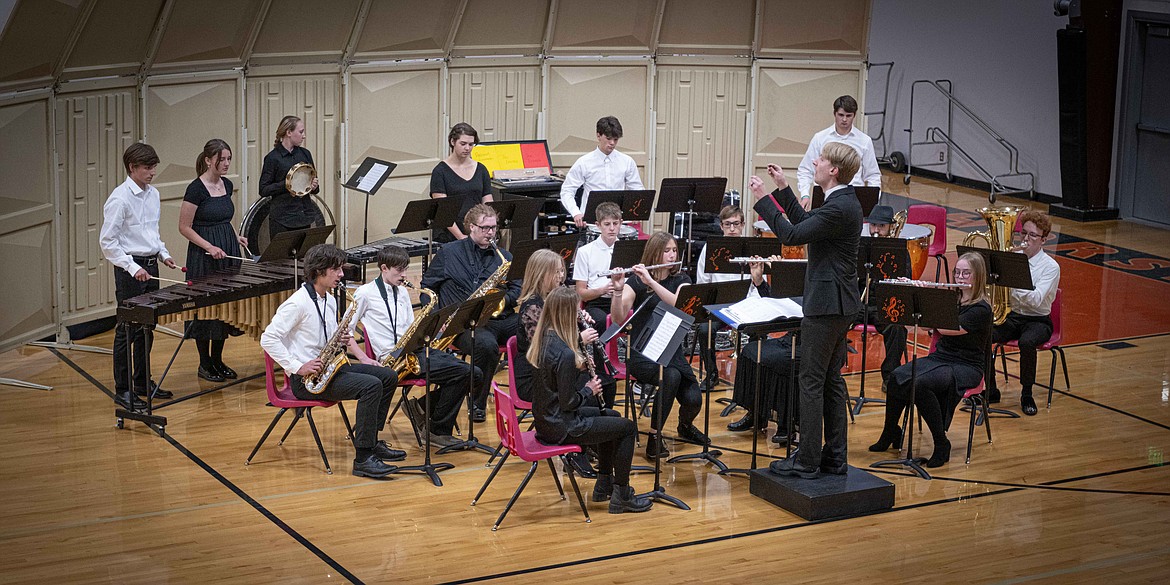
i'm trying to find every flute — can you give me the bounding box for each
[878,278,971,289]
[728,256,807,263]
[593,261,682,278]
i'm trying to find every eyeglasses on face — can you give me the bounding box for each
[953,268,973,278]
[472,223,498,232]
[721,220,743,228]
[1020,230,1045,240]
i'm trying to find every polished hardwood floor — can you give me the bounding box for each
[2,171,1169,584]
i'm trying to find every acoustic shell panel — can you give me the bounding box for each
[450,0,550,57]
[654,66,750,190]
[0,0,83,88]
[548,0,658,55]
[448,66,541,144]
[60,0,162,81]
[153,0,263,70]
[54,89,139,321]
[353,0,461,60]
[546,64,649,170]
[347,68,443,245]
[0,97,55,350]
[757,0,869,59]
[657,0,754,55]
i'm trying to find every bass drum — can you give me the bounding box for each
[240,194,336,258]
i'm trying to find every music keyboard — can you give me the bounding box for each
[345,236,438,265]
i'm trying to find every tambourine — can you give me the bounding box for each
[285,162,316,197]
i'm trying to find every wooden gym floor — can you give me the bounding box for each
[2,171,1169,583]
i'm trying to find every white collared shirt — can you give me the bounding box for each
[796,126,882,198]
[559,148,644,217]
[349,278,415,361]
[695,243,760,299]
[100,176,172,275]
[1010,250,1060,317]
[573,237,617,293]
[261,286,337,375]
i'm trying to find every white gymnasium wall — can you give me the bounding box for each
[866,0,1065,198]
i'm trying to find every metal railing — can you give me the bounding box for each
[905,79,1034,201]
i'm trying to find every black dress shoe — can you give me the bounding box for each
[565,451,598,479]
[214,363,238,379]
[134,381,173,400]
[769,453,819,479]
[1021,395,1038,416]
[727,412,768,432]
[868,429,903,452]
[926,438,951,468]
[820,461,848,475]
[592,474,614,502]
[115,393,148,410]
[676,423,710,445]
[471,407,487,424]
[609,485,653,514]
[373,440,407,462]
[198,365,225,383]
[352,454,397,478]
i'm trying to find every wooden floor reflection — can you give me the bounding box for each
[2,171,1169,584]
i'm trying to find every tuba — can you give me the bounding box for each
[962,205,1026,325]
[285,162,316,197]
[303,290,358,394]
[381,281,437,377]
[432,241,510,352]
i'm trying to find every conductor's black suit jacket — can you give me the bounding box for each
[753,185,863,318]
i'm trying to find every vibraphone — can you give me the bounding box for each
[117,260,300,339]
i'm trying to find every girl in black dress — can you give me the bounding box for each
[610,231,702,460]
[528,286,651,514]
[868,252,992,467]
[430,122,492,243]
[179,139,248,382]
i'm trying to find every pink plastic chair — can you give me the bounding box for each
[486,336,534,466]
[470,383,590,531]
[907,204,950,282]
[996,288,1069,408]
[358,324,427,445]
[246,352,354,474]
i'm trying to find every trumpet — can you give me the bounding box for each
[593,261,682,278]
[878,278,971,289]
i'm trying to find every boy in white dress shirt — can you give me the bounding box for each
[100,143,177,408]
[346,245,480,447]
[260,244,403,478]
[559,116,644,228]
[574,201,625,337]
[795,95,882,211]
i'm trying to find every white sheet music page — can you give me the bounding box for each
[641,311,682,363]
[724,297,803,324]
[357,163,389,192]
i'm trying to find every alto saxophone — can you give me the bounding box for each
[303,291,358,395]
[432,241,511,351]
[381,281,437,378]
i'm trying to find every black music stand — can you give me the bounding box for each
[393,198,461,269]
[657,178,727,269]
[609,240,648,273]
[436,290,507,457]
[341,157,397,247]
[506,234,580,281]
[869,282,961,480]
[855,186,881,217]
[582,190,656,223]
[956,245,1033,419]
[630,301,695,510]
[488,198,544,242]
[259,225,335,277]
[850,236,912,417]
[667,280,751,472]
[392,303,459,486]
[710,289,805,476]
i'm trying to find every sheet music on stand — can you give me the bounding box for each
[342,158,397,194]
[719,297,803,328]
[631,303,694,367]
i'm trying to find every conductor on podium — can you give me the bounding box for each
[749,142,863,479]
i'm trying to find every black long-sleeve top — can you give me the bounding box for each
[258,145,320,228]
[420,236,521,315]
[532,332,594,444]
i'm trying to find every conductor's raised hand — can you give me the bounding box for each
[766,163,789,190]
[297,359,323,376]
[748,175,769,201]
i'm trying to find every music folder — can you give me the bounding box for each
[609,240,648,270]
[631,302,695,367]
[858,236,912,283]
[870,282,961,329]
[342,158,397,195]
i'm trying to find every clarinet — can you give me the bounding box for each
[577,309,600,378]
